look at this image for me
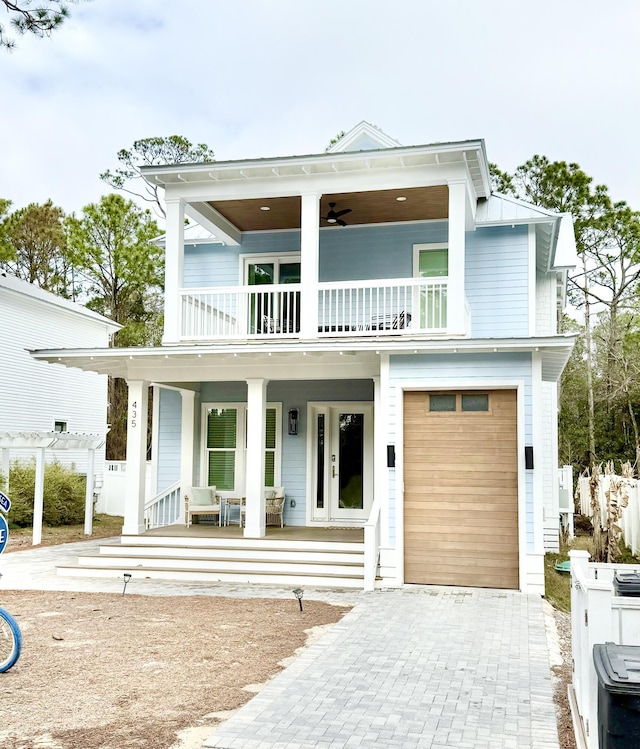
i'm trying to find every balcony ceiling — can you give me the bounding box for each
[207,186,449,232]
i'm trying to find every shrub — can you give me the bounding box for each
[6,460,87,527]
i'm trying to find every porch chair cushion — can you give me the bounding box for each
[265,486,286,528]
[185,486,220,527]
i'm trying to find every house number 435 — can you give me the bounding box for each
[130,401,138,428]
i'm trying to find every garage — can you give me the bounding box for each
[403,389,519,589]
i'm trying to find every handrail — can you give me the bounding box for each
[144,480,181,529]
[363,494,382,591]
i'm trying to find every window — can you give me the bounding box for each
[54,421,67,432]
[204,404,281,491]
[461,394,489,412]
[426,393,490,413]
[413,244,448,329]
[429,394,456,412]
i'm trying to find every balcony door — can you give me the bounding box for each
[310,403,373,523]
[413,243,448,330]
[245,255,301,334]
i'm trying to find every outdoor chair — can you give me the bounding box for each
[184,486,221,527]
[265,486,286,528]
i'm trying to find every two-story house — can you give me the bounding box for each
[34,122,577,592]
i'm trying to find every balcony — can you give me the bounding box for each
[178,277,452,342]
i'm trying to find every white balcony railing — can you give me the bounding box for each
[179,277,448,341]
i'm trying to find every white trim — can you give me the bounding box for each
[532,353,545,556]
[394,378,530,591]
[528,225,537,336]
[150,385,160,499]
[412,242,449,275]
[379,353,391,547]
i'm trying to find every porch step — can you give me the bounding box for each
[55,564,365,588]
[57,536,367,589]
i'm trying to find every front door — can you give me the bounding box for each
[311,404,373,523]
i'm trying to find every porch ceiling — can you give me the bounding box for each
[208,186,449,232]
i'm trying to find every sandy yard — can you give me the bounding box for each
[0,589,350,749]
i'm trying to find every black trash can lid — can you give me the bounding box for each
[594,643,640,694]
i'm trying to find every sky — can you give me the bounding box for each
[0,0,639,219]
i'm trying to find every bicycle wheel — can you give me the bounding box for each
[0,607,21,673]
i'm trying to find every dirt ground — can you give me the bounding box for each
[550,608,576,749]
[0,589,350,749]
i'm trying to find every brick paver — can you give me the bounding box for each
[203,588,560,749]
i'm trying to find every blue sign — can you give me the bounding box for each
[0,491,10,514]
[0,514,8,555]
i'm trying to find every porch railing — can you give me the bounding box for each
[179,277,448,341]
[144,480,182,529]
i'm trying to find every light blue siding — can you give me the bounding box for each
[156,380,374,526]
[466,226,529,337]
[387,352,533,550]
[319,222,447,282]
[156,388,181,492]
[182,223,449,288]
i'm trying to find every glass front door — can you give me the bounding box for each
[311,404,373,522]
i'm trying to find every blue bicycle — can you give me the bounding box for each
[0,603,21,673]
[0,494,22,672]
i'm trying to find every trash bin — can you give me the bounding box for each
[613,573,640,597]
[593,642,640,748]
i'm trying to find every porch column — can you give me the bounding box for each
[180,389,197,520]
[244,378,268,538]
[163,197,185,345]
[299,192,321,339]
[32,446,45,546]
[1,448,9,492]
[373,374,390,546]
[83,447,96,535]
[447,180,467,336]
[123,380,149,535]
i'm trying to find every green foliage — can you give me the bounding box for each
[325,130,346,151]
[6,460,87,527]
[100,136,215,218]
[0,199,73,296]
[66,193,162,334]
[0,1,73,50]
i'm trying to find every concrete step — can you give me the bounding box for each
[120,534,364,553]
[75,553,363,576]
[99,543,363,565]
[56,564,365,588]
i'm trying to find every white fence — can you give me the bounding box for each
[97,461,152,516]
[569,551,640,749]
[577,474,640,555]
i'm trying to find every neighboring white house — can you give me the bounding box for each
[0,272,119,482]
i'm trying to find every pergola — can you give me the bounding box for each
[0,431,105,545]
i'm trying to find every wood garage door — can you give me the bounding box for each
[403,390,519,589]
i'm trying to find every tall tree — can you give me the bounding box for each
[66,194,162,460]
[0,0,75,50]
[491,156,615,466]
[100,136,215,219]
[0,199,74,296]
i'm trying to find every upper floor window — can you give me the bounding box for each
[54,420,67,432]
[413,243,448,329]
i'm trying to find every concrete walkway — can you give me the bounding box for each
[0,539,560,749]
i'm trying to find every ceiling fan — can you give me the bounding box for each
[322,202,352,226]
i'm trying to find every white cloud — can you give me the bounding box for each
[0,0,638,215]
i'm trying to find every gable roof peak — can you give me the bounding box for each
[326,121,401,153]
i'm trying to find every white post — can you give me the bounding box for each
[447,180,467,336]
[244,378,267,538]
[163,197,185,345]
[180,389,196,523]
[373,374,389,542]
[123,380,149,535]
[299,192,320,339]
[1,448,9,492]
[32,446,45,546]
[84,447,96,535]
